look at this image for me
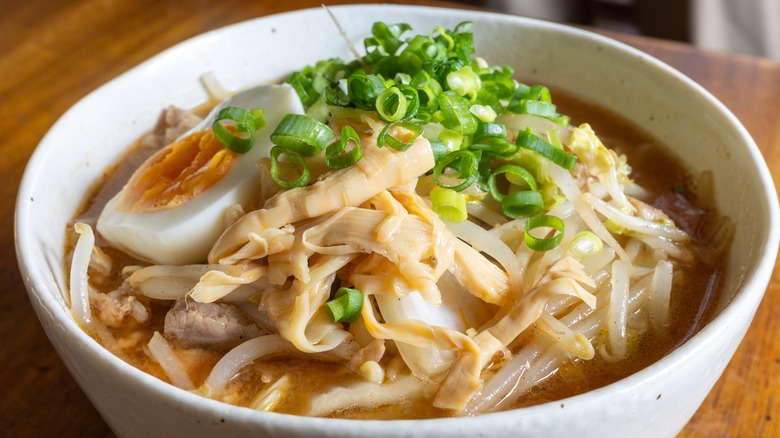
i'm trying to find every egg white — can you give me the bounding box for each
[97,84,304,265]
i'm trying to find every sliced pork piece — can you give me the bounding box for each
[629,196,673,223]
[93,281,149,328]
[164,300,262,349]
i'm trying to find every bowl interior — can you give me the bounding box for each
[16,4,779,437]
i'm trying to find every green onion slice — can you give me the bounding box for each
[430,187,468,222]
[410,70,442,113]
[433,149,478,192]
[476,87,503,114]
[325,125,362,169]
[365,22,412,57]
[516,128,577,170]
[429,138,450,162]
[568,231,604,260]
[377,120,422,151]
[479,70,516,99]
[469,137,517,157]
[502,190,544,218]
[269,146,311,190]
[324,287,364,323]
[439,90,478,135]
[488,164,537,202]
[376,86,408,122]
[347,71,387,110]
[270,114,336,157]
[286,72,322,107]
[524,214,565,251]
[473,122,506,142]
[469,104,497,123]
[375,85,420,122]
[212,107,266,153]
[446,66,481,98]
[515,100,558,118]
[397,85,420,119]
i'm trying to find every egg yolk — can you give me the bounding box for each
[120,130,237,213]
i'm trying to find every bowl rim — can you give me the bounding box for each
[15,3,780,432]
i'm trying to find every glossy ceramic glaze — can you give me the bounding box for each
[15,5,779,437]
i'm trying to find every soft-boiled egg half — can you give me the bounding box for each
[97,84,304,265]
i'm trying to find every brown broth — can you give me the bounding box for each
[67,90,727,419]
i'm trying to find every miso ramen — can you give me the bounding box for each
[65,21,731,419]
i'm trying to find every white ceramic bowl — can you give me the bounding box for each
[16,5,779,437]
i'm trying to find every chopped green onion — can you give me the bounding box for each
[365,22,412,57]
[325,125,362,169]
[306,95,330,123]
[397,85,420,119]
[514,100,558,118]
[479,70,516,99]
[528,85,552,102]
[212,107,265,153]
[433,26,455,50]
[270,114,335,157]
[347,71,387,110]
[433,149,478,192]
[469,137,517,157]
[473,122,506,142]
[510,84,551,103]
[449,21,475,59]
[551,114,571,127]
[502,191,544,218]
[488,164,537,202]
[546,127,564,149]
[469,104,497,123]
[413,110,433,124]
[269,146,310,190]
[506,84,530,111]
[286,72,327,107]
[568,231,603,260]
[375,85,419,122]
[325,83,350,107]
[516,128,577,170]
[324,287,364,323]
[438,129,465,151]
[395,72,412,84]
[439,91,478,135]
[429,138,450,162]
[411,70,442,113]
[446,66,481,98]
[377,120,422,151]
[376,86,408,122]
[475,87,503,113]
[399,35,447,76]
[524,214,565,251]
[430,187,468,222]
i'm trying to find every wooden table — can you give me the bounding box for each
[2,1,778,436]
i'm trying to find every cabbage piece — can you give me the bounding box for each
[249,375,291,412]
[569,124,634,211]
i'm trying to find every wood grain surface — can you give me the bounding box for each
[2,1,778,436]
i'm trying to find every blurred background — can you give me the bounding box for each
[454,0,780,60]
